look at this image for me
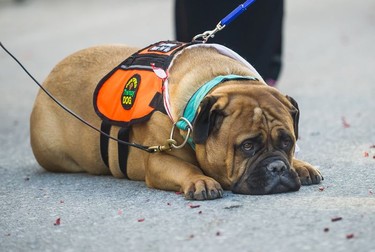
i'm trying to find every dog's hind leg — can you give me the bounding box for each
[30,96,85,173]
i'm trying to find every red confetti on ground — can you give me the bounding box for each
[137,218,145,222]
[118,209,123,215]
[175,192,182,195]
[188,204,201,209]
[346,233,354,239]
[319,186,325,191]
[331,217,343,222]
[324,228,330,232]
[341,117,350,128]
[54,218,61,226]
[363,152,369,157]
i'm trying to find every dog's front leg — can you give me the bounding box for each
[292,158,323,185]
[145,153,223,200]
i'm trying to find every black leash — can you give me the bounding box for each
[0,42,156,153]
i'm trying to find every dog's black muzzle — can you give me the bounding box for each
[232,155,301,195]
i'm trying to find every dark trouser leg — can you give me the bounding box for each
[175,0,284,84]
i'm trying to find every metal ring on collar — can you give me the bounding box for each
[169,117,193,149]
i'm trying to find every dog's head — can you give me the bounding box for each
[193,81,301,195]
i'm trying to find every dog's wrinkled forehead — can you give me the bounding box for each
[252,107,263,124]
[215,84,291,116]
[214,84,296,133]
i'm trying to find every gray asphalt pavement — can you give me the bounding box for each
[1,0,374,251]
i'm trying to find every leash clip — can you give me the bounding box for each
[147,139,178,153]
[147,117,193,153]
[192,23,225,43]
[192,0,257,43]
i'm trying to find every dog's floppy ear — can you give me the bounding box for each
[192,95,225,144]
[286,95,300,140]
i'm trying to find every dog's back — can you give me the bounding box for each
[30,45,138,174]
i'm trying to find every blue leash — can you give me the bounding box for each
[193,0,257,42]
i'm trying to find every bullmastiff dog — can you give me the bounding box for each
[30,41,322,200]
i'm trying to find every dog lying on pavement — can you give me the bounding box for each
[30,41,322,200]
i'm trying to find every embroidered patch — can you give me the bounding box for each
[148,42,181,53]
[121,74,140,110]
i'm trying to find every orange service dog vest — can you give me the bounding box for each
[93,41,193,127]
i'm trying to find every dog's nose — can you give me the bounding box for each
[267,160,287,174]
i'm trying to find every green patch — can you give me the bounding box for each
[121,74,141,110]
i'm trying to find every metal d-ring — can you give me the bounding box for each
[169,117,193,149]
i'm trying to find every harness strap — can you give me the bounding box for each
[100,121,112,168]
[118,127,130,179]
[99,122,130,178]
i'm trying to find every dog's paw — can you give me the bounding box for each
[293,158,323,185]
[182,176,223,200]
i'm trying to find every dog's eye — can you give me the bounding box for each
[242,141,254,152]
[281,139,292,149]
[239,136,262,156]
[278,130,293,151]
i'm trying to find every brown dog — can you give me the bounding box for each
[30,42,322,200]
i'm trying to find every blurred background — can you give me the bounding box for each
[1,0,374,162]
[0,1,374,251]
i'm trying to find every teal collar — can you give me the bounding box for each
[176,74,258,149]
